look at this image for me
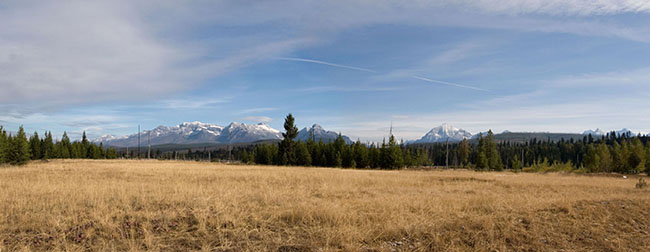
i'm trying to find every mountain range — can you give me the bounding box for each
[95,121,642,147]
[583,128,633,136]
[95,122,281,147]
[95,122,352,147]
[297,124,353,143]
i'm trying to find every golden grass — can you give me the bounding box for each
[1,159,649,251]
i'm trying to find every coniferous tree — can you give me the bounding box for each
[295,141,312,166]
[81,131,90,158]
[279,114,298,165]
[380,134,403,169]
[584,144,600,172]
[42,131,55,159]
[56,132,72,158]
[475,133,488,170]
[29,131,41,160]
[476,152,488,170]
[510,155,522,171]
[597,143,612,173]
[9,126,31,165]
[458,138,470,167]
[352,140,369,168]
[629,138,645,173]
[611,141,622,173]
[486,130,503,171]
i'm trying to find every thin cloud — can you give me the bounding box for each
[277,57,379,73]
[278,57,488,92]
[412,76,490,92]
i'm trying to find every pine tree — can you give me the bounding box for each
[486,130,503,171]
[279,114,298,165]
[510,155,522,171]
[295,141,312,166]
[29,131,41,160]
[9,126,31,165]
[352,140,369,168]
[81,131,90,158]
[584,144,600,172]
[611,141,622,173]
[58,132,72,158]
[42,131,55,159]
[476,152,488,170]
[458,138,470,167]
[629,138,645,173]
[596,143,612,173]
[380,134,403,169]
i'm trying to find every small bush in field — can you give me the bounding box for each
[636,178,647,189]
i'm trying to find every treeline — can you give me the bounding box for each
[242,114,428,169]
[232,114,650,174]
[0,126,118,165]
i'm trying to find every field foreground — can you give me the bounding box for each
[1,160,649,251]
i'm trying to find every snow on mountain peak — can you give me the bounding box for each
[413,123,472,143]
[94,121,281,147]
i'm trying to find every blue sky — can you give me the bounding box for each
[1,1,650,141]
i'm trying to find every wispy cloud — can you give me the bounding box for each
[241,116,273,123]
[277,57,378,73]
[296,86,400,93]
[411,76,490,92]
[279,57,489,92]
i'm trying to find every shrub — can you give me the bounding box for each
[636,178,647,189]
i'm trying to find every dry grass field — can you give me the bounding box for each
[1,160,649,251]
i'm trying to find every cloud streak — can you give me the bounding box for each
[278,57,489,92]
[277,57,378,73]
[411,76,490,92]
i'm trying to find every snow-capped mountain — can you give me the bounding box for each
[296,124,353,143]
[583,128,634,136]
[94,121,281,147]
[217,122,281,143]
[583,128,606,136]
[412,123,473,143]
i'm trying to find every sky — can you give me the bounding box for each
[1,0,650,142]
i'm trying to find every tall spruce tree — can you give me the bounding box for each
[380,134,403,169]
[475,133,488,170]
[29,131,41,160]
[486,130,503,171]
[458,138,470,167]
[42,131,55,159]
[81,131,90,158]
[59,132,72,158]
[295,141,312,166]
[9,126,31,165]
[279,114,298,165]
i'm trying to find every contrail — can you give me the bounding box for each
[276,57,379,73]
[412,76,490,92]
[277,57,488,92]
